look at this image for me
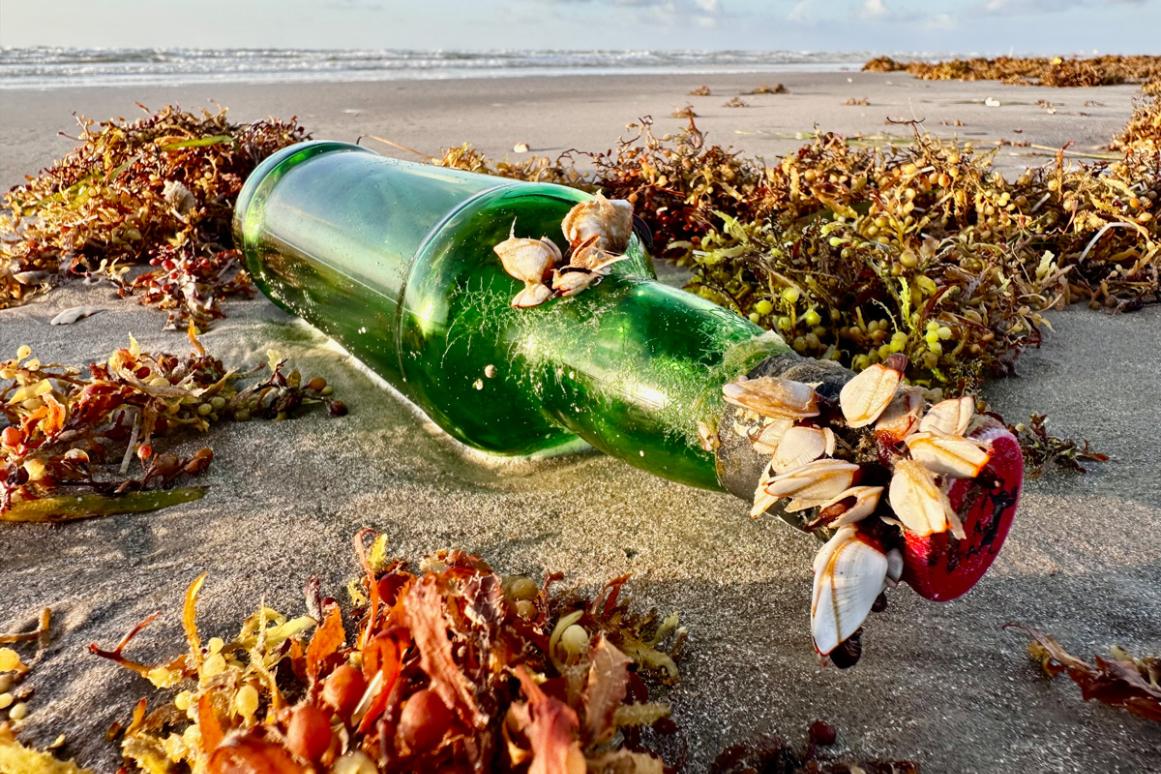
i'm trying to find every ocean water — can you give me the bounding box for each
[0,47,892,89]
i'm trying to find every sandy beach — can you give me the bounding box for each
[2,71,1160,772]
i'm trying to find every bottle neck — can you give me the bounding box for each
[511,275,784,489]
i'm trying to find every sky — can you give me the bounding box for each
[1,0,1159,54]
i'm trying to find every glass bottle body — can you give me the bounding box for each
[234,142,786,490]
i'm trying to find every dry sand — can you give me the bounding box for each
[1,72,1160,772]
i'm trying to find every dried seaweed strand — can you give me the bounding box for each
[1007,623,1161,723]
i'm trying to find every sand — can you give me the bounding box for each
[2,72,1160,773]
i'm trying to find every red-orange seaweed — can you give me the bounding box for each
[92,531,684,772]
[1,337,342,523]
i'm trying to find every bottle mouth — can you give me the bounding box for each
[714,352,852,499]
[713,351,1023,664]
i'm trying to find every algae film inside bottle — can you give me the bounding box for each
[234,141,785,490]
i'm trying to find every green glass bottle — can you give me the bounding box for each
[233,141,786,490]
[233,141,1024,631]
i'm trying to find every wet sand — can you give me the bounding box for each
[2,72,1159,772]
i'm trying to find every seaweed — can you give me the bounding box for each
[743,84,787,95]
[0,105,307,328]
[1008,414,1109,476]
[438,109,1160,397]
[0,332,342,522]
[0,610,86,772]
[438,116,765,265]
[1110,94,1161,154]
[93,531,683,771]
[1007,624,1161,723]
[862,55,1161,88]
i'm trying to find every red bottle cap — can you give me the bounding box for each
[901,421,1023,601]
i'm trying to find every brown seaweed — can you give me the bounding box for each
[1007,624,1161,723]
[863,54,1161,88]
[1,334,342,522]
[0,105,307,328]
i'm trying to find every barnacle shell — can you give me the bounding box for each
[551,268,599,298]
[811,526,888,656]
[569,236,622,272]
[764,458,859,503]
[905,432,990,478]
[750,487,780,519]
[786,497,824,514]
[874,387,925,440]
[722,377,819,420]
[748,417,795,456]
[585,252,630,275]
[561,193,634,252]
[771,425,834,473]
[494,223,561,285]
[511,283,553,308]
[886,548,904,583]
[919,396,975,436]
[818,485,884,527]
[888,458,964,538]
[839,359,904,428]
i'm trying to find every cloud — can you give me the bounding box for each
[545,0,722,12]
[786,0,811,21]
[983,0,1152,13]
[825,0,1159,33]
[924,11,956,28]
[571,0,723,27]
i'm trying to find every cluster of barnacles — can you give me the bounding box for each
[722,354,994,665]
[494,193,634,307]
